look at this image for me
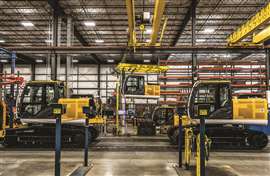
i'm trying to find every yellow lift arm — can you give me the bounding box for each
[126,0,136,47]
[125,0,167,47]
[228,2,270,45]
[150,0,166,46]
[253,25,270,44]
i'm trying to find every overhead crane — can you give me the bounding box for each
[125,0,167,48]
[228,2,270,45]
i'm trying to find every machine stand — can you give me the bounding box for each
[55,117,61,176]
[84,118,90,167]
[178,116,183,168]
[199,117,205,176]
[197,104,210,176]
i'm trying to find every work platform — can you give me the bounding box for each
[0,136,269,176]
[174,165,239,176]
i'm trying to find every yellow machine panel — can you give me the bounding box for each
[232,98,268,120]
[58,98,89,122]
[58,98,104,124]
[90,115,104,124]
[145,84,160,96]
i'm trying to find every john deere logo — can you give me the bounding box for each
[199,109,208,116]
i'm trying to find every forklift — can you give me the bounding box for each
[167,80,269,149]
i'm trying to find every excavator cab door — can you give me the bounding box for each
[189,82,232,119]
[123,75,145,95]
[18,82,65,119]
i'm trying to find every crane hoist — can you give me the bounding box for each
[125,0,168,49]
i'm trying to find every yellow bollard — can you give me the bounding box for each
[184,128,193,169]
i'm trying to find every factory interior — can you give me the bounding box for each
[0,0,270,176]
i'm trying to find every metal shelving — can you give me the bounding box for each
[159,60,267,106]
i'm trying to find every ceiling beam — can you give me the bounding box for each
[171,0,199,46]
[5,46,266,55]
[47,0,100,64]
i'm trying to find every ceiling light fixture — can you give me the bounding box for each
[18,9,37,14]
[21,21,34,27]
[75,8,106,14]
[196,39,206,42]
[0,39,5,43]
[144,59,151,63]
[72,59,79,63]
[107,59,114,63]
[45,39,52,43]
[95,39,104,43]
[0,59,8,63]
[84,21,96,27]
[203,28,215,33]
[35,59,43,63]
[145,28,152,34]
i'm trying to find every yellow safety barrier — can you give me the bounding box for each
[174,115,192,128]
[196,134,211,176]
[184,128,193,169]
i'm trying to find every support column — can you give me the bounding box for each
[57,17,62,80]
[66,17,72,97]
[51,10,59,81]
[0,63,3,100]
[266,49,270,90]
[191,0,197,84]
[97,64,101,97]
[31,64,36,81]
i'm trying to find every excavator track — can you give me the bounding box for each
[167,125,268,150]
[3,124,100,147]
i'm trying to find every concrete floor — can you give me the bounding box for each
[0,137,269,176]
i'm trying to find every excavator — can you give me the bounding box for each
[167,80,269,150]
[2,80,104,146]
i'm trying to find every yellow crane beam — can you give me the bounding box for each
[227,2,270,44]
[150,0,166,45]
[253,25,270,44]
[126,0,136,47]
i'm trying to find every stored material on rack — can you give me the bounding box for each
[116,63,168,73]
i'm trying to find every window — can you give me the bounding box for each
[46,85,55,104]
[23,85,43,103]
[195,85,216,104]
